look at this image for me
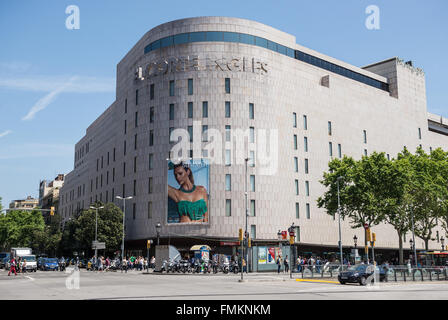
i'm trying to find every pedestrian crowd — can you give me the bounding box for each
[7,257,28,276]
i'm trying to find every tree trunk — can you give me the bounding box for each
[425,239,429,251]
[398,231,404,265]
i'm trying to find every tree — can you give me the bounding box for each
[0,209,45,251]
[317,153,389,249]
[73,202,123,257]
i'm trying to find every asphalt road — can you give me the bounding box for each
[1,267,448,300]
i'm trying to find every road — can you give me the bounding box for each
[1,267,448,300]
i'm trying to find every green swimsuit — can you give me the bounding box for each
[177,186,208,221]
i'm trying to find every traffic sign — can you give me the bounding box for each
[281,231,288,240]
[92,241,106,249]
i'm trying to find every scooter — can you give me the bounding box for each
[230,260,239,274]
[59,260,66,271]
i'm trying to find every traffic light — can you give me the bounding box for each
[239,228,243,241]
[372,232,376,242]
[289,235,295,245]
[147,240,151,249]
[248,238,251,248]
[50,206,55,216]
[366,228,371,242]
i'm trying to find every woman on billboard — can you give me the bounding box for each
[168,161,209,223]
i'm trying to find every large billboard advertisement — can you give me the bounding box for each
[167,159,210,224]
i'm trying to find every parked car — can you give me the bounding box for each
[0,253,10,269]
[40,258,59,271]
[338,264,386,285]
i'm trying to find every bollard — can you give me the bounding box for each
[429,269,432,281]
[394,269,397,282]
[403,270,406,282]
[412,269,415,281]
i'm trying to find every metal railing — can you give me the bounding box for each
[291,264,448,282]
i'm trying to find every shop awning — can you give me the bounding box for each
[190,245,211,251]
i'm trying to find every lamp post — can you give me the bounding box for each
[244,157,249,275]
[337,176,343,267]
[409,239,415,266]
[410,208,417,266]
[441,237,445,251]
[155,222,161,245]
[353,235,358,264]
[288,223,295,279]
[90,205,104,264]
[277,230,283,267]
[116,196,133,262]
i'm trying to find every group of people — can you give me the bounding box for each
[276,255,290,273]
[120,256,156,273]
[7,257,27,276]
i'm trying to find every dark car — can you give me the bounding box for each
[0,253,10,269]
[338,264,386,285]
[40,258,59,271]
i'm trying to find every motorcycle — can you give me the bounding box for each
[193,259,202,273]
[221,261,230,274]
[230,260,239,274]
[212,260,219,274]
[203,260,212,273]
[59,260,66,272]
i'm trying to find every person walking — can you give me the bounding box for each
[284,255,289,273]
[22,259,27,273]
[150,256,156,269]
[8,257,17,276]
[121,257,128,273]
[276,256,282,274]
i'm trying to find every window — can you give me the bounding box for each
[304,158,309,174]
[418,128,422,140]
[122,184,125,197]
[306,203,310,219]
[106,171,109,185]
[96,159,99,171]
[150,107,154,123]
[225,174,231,191]
[305,181,310,196]
[169,104,175,120]
[132,203,136,220]
[294,157,298,172]
[225,78,230,93]
[148,154,153,170]
[123,162,126,177]
[338,144,342,158]
[225,199,231,217]
[250,225,256,239]
[387,154,390,160]
[363,130,367,144]
[293,113,297,128]
[328,121,332,135]
[133,180,137,196]
[249,103,254,119]
[295,179,299,195]
[169,80,175,96]
[188,102,193,118]
[107,152,110,166]
[188,126,193,142]
[303,115,308,130]
[249,127,255,143]
[329,142,333,157]
[134,134,137,150]
[295,226,300,242]
[250,151,255,167]
[250,200,256,216]
[112,168,115,182]
[148,202,152,219]
[169,127,175,143]
[225,150,231,166]
[123,140,126,156]
[188,78,193,95]
[113,148,116,161]
[134,156,137,173]
[202,101,208,118]
[135,111,138,127]
[250,175,255,191]
[124,120,127,135]
[225,101,231,118]
[364,149,368,156]
[150,84,154,100]
[293,135,298,150]
[148,177,153,194]
[295,202,300,219]
[135,89,139,105]
[149,130,154,146]
[304,137,308,152]
[202,125,208,142]
[225,125,231,142]
[112,188,114,201]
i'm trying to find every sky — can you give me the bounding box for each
[0,0,447,208]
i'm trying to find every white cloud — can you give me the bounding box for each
[0,143,73,160]
[0,75,115,93]
[22,76,78,121]
[0,130,12,138]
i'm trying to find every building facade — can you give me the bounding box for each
[9,196,39,210]
[59,17,447,259]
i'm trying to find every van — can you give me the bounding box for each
[10,248,37,272]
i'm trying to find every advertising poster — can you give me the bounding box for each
[167,159,210,224]
[258,247,267,264]
[267,247,276,264]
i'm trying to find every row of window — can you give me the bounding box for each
[144,31,389,92]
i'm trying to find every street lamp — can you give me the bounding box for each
[353,235,358,265]
[116,195,133,262]
[90,205,104,264]
[155,222,161,245]
[441,237,445,251]
[337,176,343,267]
[353,235,358,248]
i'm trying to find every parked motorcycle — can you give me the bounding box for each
[230,260,239,274]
